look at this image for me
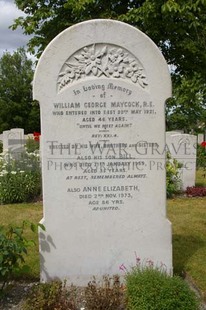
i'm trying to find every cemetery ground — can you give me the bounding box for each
[0,170,206,308]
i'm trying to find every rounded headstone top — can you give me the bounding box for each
[33,19,171,102]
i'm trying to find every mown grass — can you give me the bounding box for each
[196,168,206,186]
[0,196,206,298]
[167,197,206,298]
[0,202,43,280]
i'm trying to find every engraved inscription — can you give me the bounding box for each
[57,44,148,92]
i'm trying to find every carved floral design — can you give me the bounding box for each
[57,44,148,92]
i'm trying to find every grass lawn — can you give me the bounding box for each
[167,197,206,298]
[0,202,43,280]
[196,168,206,186]
[0,195,206,298]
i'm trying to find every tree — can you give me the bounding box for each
[121,0,206,132]
[166,74,206,132]
[11,0,206,132]
[0,48,40,133]
[12,0,143,58]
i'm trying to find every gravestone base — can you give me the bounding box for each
[39,216,172,284]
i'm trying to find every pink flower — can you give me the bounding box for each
[146,259,154,267]
[135,252,141,265]
[119,263,127,272]
[160,261,167,269]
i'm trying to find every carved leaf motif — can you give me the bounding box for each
[85,65,92,75]
[138,76,148,88]
[131,75,138,83]
[92,67,98,75]
[99,46,107,56]
[117,48,123,54]
[57,44,148,92]
[74,55,85,62]
[58,71,67,77]
[138,78,145,87]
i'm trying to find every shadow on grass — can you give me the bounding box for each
[173,234,205,276]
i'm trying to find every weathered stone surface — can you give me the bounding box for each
[34,19,172,284]
[3,128,24,154]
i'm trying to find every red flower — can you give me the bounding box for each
[201,141,206,147]
[33,132,41,141]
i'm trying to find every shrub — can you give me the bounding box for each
[0,221,44,292]
[0,141,2,153]
[166,152,182,198]
[0,152,41,204]
[22,276,125,310]
[196,143,206,169]
[22,280,78,310]
[186,186,206,197]
[125,265,200,310]
[84,275,125,310]
[25,137,39,153]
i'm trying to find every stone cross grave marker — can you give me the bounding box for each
[34,19,173,284]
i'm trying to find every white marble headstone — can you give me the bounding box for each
[197,133,204,145]
[166,132,197,190]
[3,128,24,154]
[34,19,172,284]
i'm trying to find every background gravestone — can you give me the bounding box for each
[3,128,25,155]
[166,132,197,190]
[197,133,204,144]
[34,19,172,284]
